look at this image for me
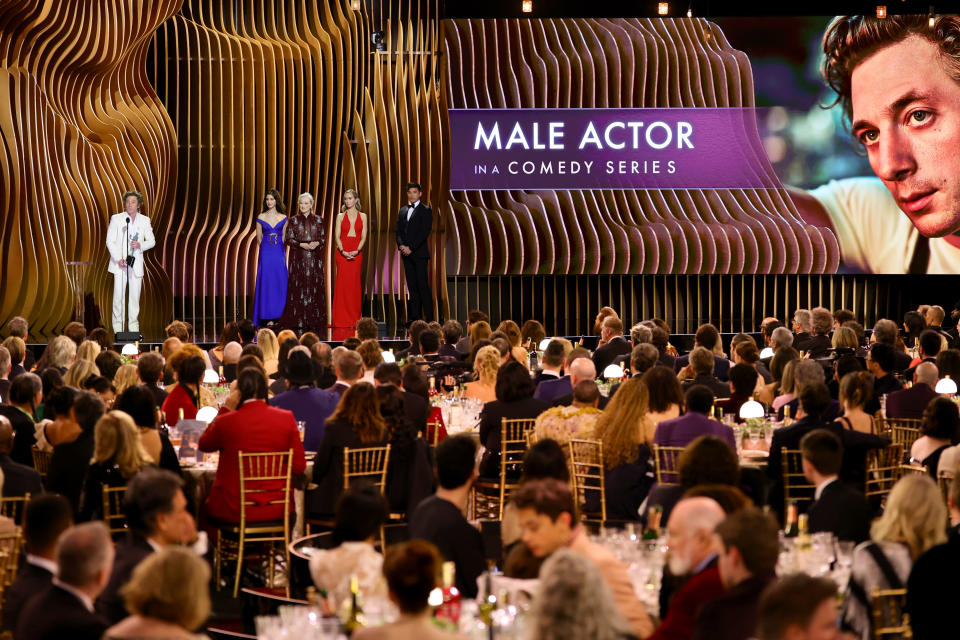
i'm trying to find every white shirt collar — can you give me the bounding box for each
[814,476,839,501]
[52,577,95,612]
[338,380,353,388]
[409,200,420,209]
[26,554,57,575]
[541,369,561,378]
[146,537,164,553]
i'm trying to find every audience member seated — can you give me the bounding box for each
[307,383,387,519]
[885,361,939,420]
[34,384,78,451]
[756,574,840,640]
[114,386,180,475]
[409,434,485,599]
[903,329,942,381]
[907,472,960,639]
[513,478,653,637]
[610,343,659,398]
[103,547,210,640]
[778,359,842,423]
[650,324,677,370]
[478,361,550,479]
[5,316,33,372]
[160,354,205,427]
[804,307,835,359]
[533,347,587,404]
[911,396,960,477]
[462,345,499,403]
[936,348,960,380]
[47,392,105,515]
[63,358,99,390]
[592,378,657,521]
[97,469,198,624]
[268,337,299,395]
[865,343,904,415]
[356,339,383,384]
[0,415,43,497]
[592,315,632,374]
[841,474,945,640]
[464,318,492,358]
[673,324,731,380]
[722,364,759,422]
[679,347,731,398]
[0,346,10,404]
[520,319,546,352]
[399,364,434,435]
[84,375,117,409]
[207,321,240,371]
[791,309,814,353]
[198,368,306,523]
[269,349,339,451]
[649,497,726,640]
[326,348,363,396]
[639,364,683,426]
[95,350,123,384]
[112,365,139,397]
[353,540,461,640]
[767,355,798,410]
[221,341,242,383]
[871,318,912,373]
[529,548,633,640]
[79,411,152,522]
[16,521,113,640]
[533,339,565,386]
[378,385,433,513]
[531,380,602,449]
[1,494,73,632]
[836,371,877,434]
[0,372,42,466]
[257,328,281,376]
[801,429,873,543]
[692,507,779,640]
[655,385,736,450]
[396,320,428,361]
[309,483,389,610]
[311,341,338,390]
[438,320,463,360]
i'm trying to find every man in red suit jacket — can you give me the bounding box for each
[649,497,727,640]
[199,368,306,523]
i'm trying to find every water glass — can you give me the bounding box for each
[297,421,306,441]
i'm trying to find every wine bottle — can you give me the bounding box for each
[436,561,462,625]
[784,501,799,537]
[796,513,812,551]
[642,506,663,540]
[783,404,792,426]
[342,575,365,635]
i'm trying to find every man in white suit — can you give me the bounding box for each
[106,190,156,333]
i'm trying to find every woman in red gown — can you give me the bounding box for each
[331,189,368,340]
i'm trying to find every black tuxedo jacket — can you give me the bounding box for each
[96,533,154,624]
[2,561,53,632]
[0,453,43,498]
[396,202,433,259]
[16,584,108,640]
[807,480,873,543]
[592,336,633,375]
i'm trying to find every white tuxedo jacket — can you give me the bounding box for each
[106,212,155,277]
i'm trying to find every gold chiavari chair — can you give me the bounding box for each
[473,418,535,520]
[568,439,606,523]
[937,469,955,506]
[214,450,294,598]
[0,494,29,528]
[871,588,912,639]
[781,448,815,515]
[652,445,685,486]
[0,528,22,616]
[31,447,51,478]
[305,445,391,535]
[102,487,127,538]
[865,444,904,507]
[878,418,923,453]
[427,419,442,449]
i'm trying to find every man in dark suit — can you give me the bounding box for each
[533,339,565,386]
[680,347,732,398]
[271,350,340,452]
[0,373,41,468]
[792,308,815,353]
[374,363,430,435]
[0,416,43,497]
[535,347,590,403]
[802,429,873,543]
[551,357,609,410]
[135,352,169,410]
[886,361,939,420]
[47,392,105,515]
[396,181,433,323]
[592,316,632,375]
[693,507,779,640]
[902,329,942,381]
[673,324,731,381]
[439,320,464,360]
[1,494,73,632]
[455,310,488,356]
[866,342,904,414]
[97,469,198,624]
[325,348,363,397]
[870,318,913,373]
[17,521,113,640]
[5,317,33,372]
[609,344,659,398]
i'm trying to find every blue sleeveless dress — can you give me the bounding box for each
[252,217,289,326]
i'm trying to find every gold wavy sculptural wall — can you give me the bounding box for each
[442,18,841,275]
[153,0,448,337]
[0,0,180,340]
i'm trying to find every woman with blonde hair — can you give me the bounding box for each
[331,189,368,338]
[463,345,499,403]
[832,325,860,350]
[63,359,100,389]
[79,411,152,521]
[842,474,947,640]
[106,547,211,640]
[591,377,656,521]
[76,339,101,363]
[279,191,327,333]
[113,363,139,396]
[256,327,280,375]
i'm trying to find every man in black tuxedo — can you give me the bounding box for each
[0,416,43,498]
[801,429,873,543]
[396,181,433,323]
[1,495,73,633]
[17,521,113,640]
[374,363,429,435]
[325,348,362,397]
[592,315,632,375]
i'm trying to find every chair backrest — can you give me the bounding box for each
[652,445,685,486]
[865,444,904,503]
[31,446,51,476]
[343,445,391,494]
[500,418,535,482]
[0,494,29,527]
[938,469,954,506]
[0,530,21,590]
[568,439,606,522]
[102,486,127,538]
[871,588,911,639]
[426,419,441,448]
[238,450,294,529]
[880,418,923,452]
[781,448,815,512]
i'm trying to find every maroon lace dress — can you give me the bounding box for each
[279,213,327,333]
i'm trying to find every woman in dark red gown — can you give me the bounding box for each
[331,189,367,340]
[280,192,327,333]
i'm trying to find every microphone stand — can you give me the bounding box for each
[125,215,131,334]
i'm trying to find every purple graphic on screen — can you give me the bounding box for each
[449,108,780,190]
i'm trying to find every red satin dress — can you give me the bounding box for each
[331,212,363,339]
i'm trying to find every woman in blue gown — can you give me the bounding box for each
[252,189,289,327]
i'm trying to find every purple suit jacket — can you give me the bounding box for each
[885,383,939,421]
[533,375,573,403]
[654,412,736,451]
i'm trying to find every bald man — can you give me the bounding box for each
[0,415,43,498]
[551,357,610,410]
[649,497,727,640]
[885,361,940,420]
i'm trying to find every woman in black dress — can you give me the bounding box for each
[280,192,327,333]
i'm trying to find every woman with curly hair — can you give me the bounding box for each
[591,377,657,521]
[463,344,499,403]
